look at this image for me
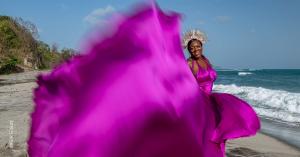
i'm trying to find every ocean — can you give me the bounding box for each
[213,69,300,149]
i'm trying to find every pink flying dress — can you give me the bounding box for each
[28,3,260,157]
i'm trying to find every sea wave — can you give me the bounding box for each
[238,72,253,76]
[213,84,300,124]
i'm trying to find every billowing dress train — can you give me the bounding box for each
[27,3,260,157]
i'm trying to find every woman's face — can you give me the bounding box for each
[188,40,203,59]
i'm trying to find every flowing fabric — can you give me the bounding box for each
[28,3,260,157]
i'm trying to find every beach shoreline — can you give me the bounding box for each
[227,132,300,157]
[0,70,299,157]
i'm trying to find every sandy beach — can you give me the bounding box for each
[0,71,299,157]
[227,133,300,157]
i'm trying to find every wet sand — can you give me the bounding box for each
[227,133,300,157]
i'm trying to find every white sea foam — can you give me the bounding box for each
[238,72,253,76]
[213,84,300,124]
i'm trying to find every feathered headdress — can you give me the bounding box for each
[182,29,208,49]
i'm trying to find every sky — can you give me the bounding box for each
[1,0,299,69]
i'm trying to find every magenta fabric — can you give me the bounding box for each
[28,3,260,157]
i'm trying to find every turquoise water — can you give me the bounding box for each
[215,69,300,93]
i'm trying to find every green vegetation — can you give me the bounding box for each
[0,56,23,74]
[0,15,77,74]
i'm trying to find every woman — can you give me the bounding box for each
[28,4,259,157]
[184,30,216,94]
[183,29,261,155]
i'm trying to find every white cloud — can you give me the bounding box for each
[83,5,115,25]
[215,15,231,23]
